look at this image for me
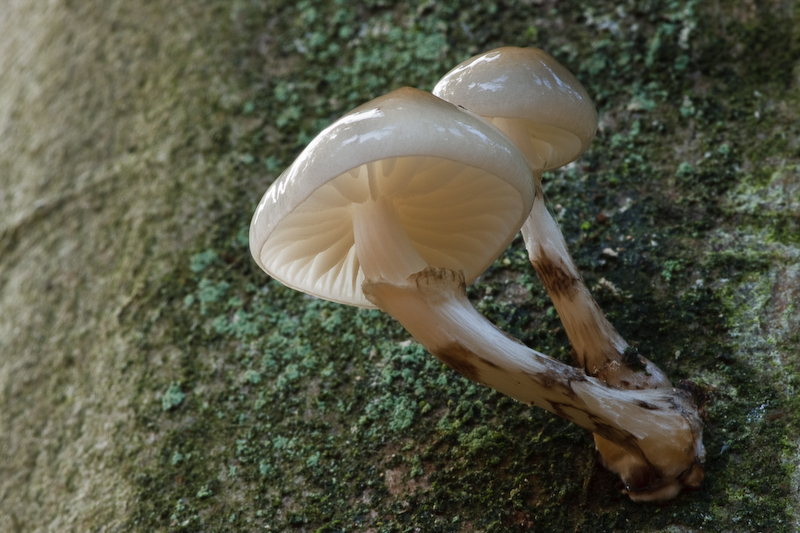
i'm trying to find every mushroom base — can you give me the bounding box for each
[363,266,705,501]
[595,433,705,501]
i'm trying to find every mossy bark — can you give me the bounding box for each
[1,1,798,531]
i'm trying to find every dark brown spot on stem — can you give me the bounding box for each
[531,246,580,299]
[432,341,489,383]
[530,367,587,402]
[622,346,648,372]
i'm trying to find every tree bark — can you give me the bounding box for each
[1,1,798,531]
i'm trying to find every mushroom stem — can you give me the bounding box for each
[351,195,427,285]
[522,182,670,389]
[349,185,705,500]
[362,267,705,501]
[520,181,699,497]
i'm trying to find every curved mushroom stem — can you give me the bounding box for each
[522,181,670,390]
[520,179,708,498]
[362,267,705,501]
[351,192,704,500]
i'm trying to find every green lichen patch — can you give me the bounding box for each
[161,382,186,412]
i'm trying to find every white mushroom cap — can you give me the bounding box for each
[433,47,597,171]
[250,88,534,307]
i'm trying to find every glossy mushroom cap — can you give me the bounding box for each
[250,87,534,307]
[433,47,597,171]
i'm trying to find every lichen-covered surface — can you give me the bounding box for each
[1,0,798,531]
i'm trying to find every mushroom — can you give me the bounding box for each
[249,87,534,307]
[433,47,667,388]
[433,47,705,497]
[250,87,705,500]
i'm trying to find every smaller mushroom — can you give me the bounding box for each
[434,47,671,389]
[250,87,705,500]
[433,47,705,498]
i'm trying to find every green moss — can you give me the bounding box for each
[161,382,186,412]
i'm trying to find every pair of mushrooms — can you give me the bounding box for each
[250,47,705,501]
